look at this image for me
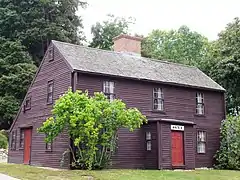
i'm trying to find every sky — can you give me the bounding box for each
[78,0,240,42]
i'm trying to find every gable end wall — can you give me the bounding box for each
[8,43,72,169]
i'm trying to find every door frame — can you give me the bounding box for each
[22,127,33,165]
[171,130,185,168]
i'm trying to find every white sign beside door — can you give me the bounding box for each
[171,125,184,131]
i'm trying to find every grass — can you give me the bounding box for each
[0,163,240,180]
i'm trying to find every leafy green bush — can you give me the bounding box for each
[0,130,8,149]
[215,115,240,170]
[38,89,147,170]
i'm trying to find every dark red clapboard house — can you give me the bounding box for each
[8,35,225,170]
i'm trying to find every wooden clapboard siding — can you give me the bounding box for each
[76,73,224,169]
[8,43,72,169]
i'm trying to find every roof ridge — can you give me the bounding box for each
[52,40,197,69]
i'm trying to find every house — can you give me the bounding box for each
[8,34,225,170]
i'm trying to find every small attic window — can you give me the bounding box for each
[24,97,31,112]
[48,47,54,61]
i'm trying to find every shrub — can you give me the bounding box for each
[215,115,240,170]
[38,89,147,170]
[0,130,8,149]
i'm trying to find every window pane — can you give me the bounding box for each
[146,132,151,140]
[109,82,114,93]
[196,104,204,114]
[49,84,53,92]
[197,142,206,153]
[147,141,151,151]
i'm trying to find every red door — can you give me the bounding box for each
[23,128,32,164]
[171,131,184,166]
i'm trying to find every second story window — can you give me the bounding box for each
[47,81,54,104]
[153,88,164,111]
[103,81,115,101]
[196,92,204,115]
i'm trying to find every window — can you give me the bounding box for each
[24,97,31,111]
[153,88,164,111]
[10,130,16,150]
[197,131,206,154]
[46,142,52,151]
[146,132,151,151]
[45,134,52,151]
[48,47,54,61]
[19,129,24,148]
[47,81,54,104]
[103,81,115,101]
[196,93,204,115]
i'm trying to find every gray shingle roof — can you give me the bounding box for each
[52,40,225,91]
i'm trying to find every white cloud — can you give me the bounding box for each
[78,0,240,41]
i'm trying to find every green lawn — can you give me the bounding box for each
[0,163,240,180]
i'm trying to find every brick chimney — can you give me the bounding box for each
[113,34,143,56]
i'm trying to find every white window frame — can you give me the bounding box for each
[196,92,204,115]
[103,81,115,102]
[197,131,206,154]
[146,132,152,151]
[153,88,164,111]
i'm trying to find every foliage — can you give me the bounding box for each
[215,115,240,170]
[0,38,37,129]
[89,14,135,50]
[38,89,147,170]
[0,0,87,65]
[0,130,8,149]
[142,25,212,69]
[210,17,240,114]
[0,0,86,129]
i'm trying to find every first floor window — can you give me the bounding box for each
[153,88,164,111]
[146,132,152,151]
[103,81,115,102]
[45,134,52,151]
[197,131,206,154]
[19,129,24,148]
[10,130,16,150]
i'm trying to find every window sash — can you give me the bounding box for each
[146,141,151,151]
[196,93,204,114]
[20,130,24,148]
[146,132,151,140]
[197,131,206,153]
[153,88,164,111]
[197,142,206,153]
[11,130,16,150]
[47,81,54,103]
[197,131,206,142]
[103,81,115,101]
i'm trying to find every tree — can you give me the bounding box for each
[38,89,147,170]
[89,14,134,50]
[210,18,240,114]
[0,38,37,129]
[0,0,87,65]
[215,115,240,170]
[142,26,212,68]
